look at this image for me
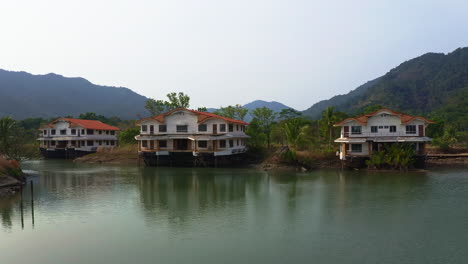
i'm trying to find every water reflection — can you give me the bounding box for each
[137,167,269,227]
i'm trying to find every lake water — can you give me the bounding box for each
[1,160,467,264]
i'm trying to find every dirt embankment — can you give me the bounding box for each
[0,158,24,198]
[426,154,468,167]
[74,145,139,165]
[258,147,342,172]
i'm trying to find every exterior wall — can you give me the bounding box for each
[140,111,246,135]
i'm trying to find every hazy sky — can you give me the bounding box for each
[1,0,468,110]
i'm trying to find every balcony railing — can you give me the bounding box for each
[342,131,418,138]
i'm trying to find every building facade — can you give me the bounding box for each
[135,108,249,166]
[334,109,434,165]
[38,118,120,159]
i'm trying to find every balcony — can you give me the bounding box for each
[342,131,417,138]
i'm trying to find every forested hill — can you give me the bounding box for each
[302,47,468,121]
[0,70,148,120]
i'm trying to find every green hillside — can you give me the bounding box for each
[302,47,468,130]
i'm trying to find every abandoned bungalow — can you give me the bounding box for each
[135,108,249,166]
[38,118,120,159]
[333,109,434,167]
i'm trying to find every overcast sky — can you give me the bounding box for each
[1,0,468,110]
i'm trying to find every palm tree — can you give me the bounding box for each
[0,117,16,158]
[322,107,336,149]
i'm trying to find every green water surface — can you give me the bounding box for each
[1,160,467,264]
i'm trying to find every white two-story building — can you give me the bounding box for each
[334,109,434,161]
[135,108,249,165]
[38,118,120,158]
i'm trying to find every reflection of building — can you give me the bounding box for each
[334,109,433,167]
[38,118,120,159]
[135,108,249,166]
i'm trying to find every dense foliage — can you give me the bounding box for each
[366,143,416,170]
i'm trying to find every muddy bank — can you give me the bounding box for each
[74,145,139,165]
[426,156,468,167]
[0,175,23,198]
[0,158,25,198]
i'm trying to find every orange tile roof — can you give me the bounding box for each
[40,118,120,130]
[334,108,434,126]
[138,108,249,125]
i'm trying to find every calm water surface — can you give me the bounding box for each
[1,160,467,264]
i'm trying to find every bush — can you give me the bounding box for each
[366,143,416,170]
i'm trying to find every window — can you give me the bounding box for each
[60,130,66,135]
[371,126,378,133]
[219,140,226,148]
[384,126,389,129]
[351,144,362,152]
[87,129,94,135]
[229,140,234,148]
[142,140,148,147]
[159,140,167,148]
[406,125,416,134]
[81,129,85,134]
[43,130,47,135]
[51,141,56,146]
[351,126,362,134]
[106,140,109,145]
[198,124,207,132]
[159,125,167,132]
[236,139,239,146]
[236,125,239,131]
[198,141,207,148]
[51,129,56,135]
[99,130,102,135]
[87,140,93,146]
[71,129,76,135]
[149,125,154,133]
[98,140,102,145]
[106,131,109,135]
[142,125,148,132]
[176,125,188,132]
[110,131,115,135]
[389,126,396,133]
[110,140,115,146]
[378,126,383,129]
[228,124,234,132]
[220,124,226,132]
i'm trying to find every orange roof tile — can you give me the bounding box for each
[40,118,120,131]
[334,108,434,126]
[138,108,249,125]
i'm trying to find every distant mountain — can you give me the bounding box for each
[243,100,293,122]
[243,100,292,112]
[206,100,293,122]
[0,70,148,120]
[302,47,468,120]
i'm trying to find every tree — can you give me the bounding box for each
[197,107,208,112]
[361,105,383,115]
[251,107,277,149]
[321,107,337,149]
[145,99,171,116]
[167,92,190,108]
[0,117,16,158]
[214,104,249,121]
[145,92,191,116]
[118,127,140,145]
[279,108,302,121]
